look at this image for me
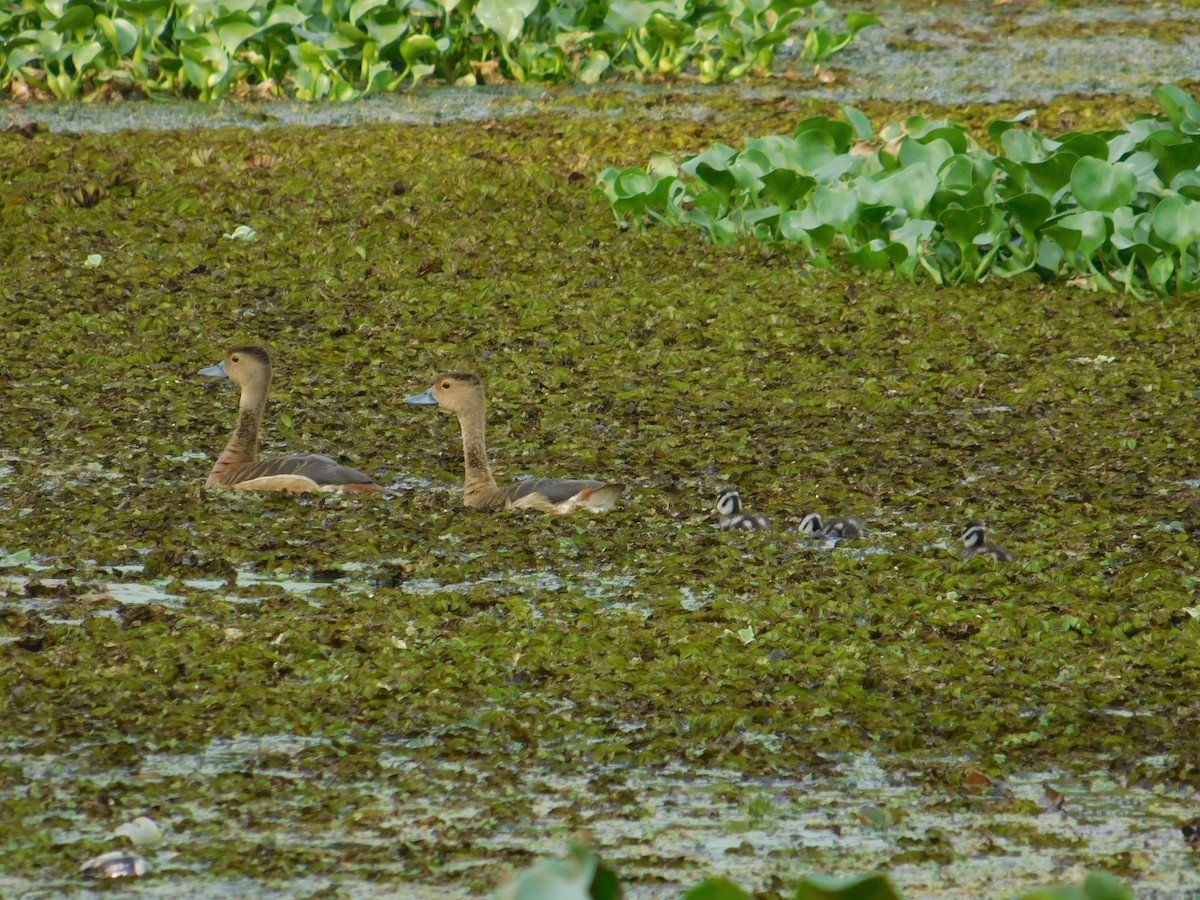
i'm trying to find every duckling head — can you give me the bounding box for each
[961,522,988,549]
[716,488,744,517]
[798,512,823,535]
[199,346,272,393]
[405,372,485,416]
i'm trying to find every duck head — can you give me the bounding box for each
[199,345,272,392]
[405,372,485,416]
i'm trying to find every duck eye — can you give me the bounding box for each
[231,355,239,363]
[441,381,450,389]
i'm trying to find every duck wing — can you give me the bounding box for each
[504,478,624,513]
[224,453,392,493]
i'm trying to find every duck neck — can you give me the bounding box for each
[207,382,266,487]
[457,405,501,507]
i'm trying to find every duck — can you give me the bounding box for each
[404,372,623,514]
[199,346,395,495]
[961,523,1013,561]
[716,487,769,531]
[798,512,864,540]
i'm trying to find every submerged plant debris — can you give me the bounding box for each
[2,14,1200,895]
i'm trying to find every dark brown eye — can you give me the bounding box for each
[441,382,450,388]
[231,355,239,363]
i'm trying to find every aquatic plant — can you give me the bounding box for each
[597,85,1200,296]
[501,845,1133,899]
[0,0,878,100]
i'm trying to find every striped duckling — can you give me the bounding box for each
[716,488,769,531]
[799,512,864,540]
[199,345,395,495]
[404,372,623,514]
[961,522,1013,561]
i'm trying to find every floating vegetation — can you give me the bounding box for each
[597,84,1200,295]
[0,0,877,100]
[2,83,1199,896]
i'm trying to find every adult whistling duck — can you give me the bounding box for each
[716,488,769,531]
[199,345,394,495]
[404,372,623,514]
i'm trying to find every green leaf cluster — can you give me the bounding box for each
[596,84,1200,296]
[0,0,877,99]
[504,846,1132,900]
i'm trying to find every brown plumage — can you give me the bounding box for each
[404,372,623,514]
[199,345,394,495]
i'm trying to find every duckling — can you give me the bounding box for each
[799,512,864,540]
[199,346,395,495]
[961,523,1013,561]
[404,373,623,514]
[716,487,769,531]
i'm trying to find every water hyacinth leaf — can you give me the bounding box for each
[1170,170,1200,201]
[745,134,804,169]
[264,5,310,28]
[606,0,655,33]
[71,40,104,71]
[1057,132,1112,161]
[1152,83,1199,131]
[939,205,993,247]
[646,11,693,44]
[681,144,737,179]
[760,169,816,210]
[54,5,95,33]
[794,116,854,153]
[682,877,752,899]
[1052,210,1107,257]
[1016,870,1134,900]
[918,124,969,154]
[1037,234,1066,272]
[1149,254,1175,290]
[1001,127,1042,164]
[577,51,609,84]
[875,162,937,216]
[841,105,873,141]
[898,137,954,172]
[811,185,860,232]
[1151,194,1200,255]
[794,871,903,899]
[400,34,438,65]
[779,213,835,252]
[94,15,139,56]
[1025,152,1079,197]
[364,12,409,50]
[1144,133,1200,187]
[215,17,263,54]
[845,239,904,271]
[730,148,772,195]
[1108,206,1148,245]
[938,154,983,190]
[987,109,1035,150]
[475,0,537,44]
[1070,158,1137,212]
[349,0,390,24]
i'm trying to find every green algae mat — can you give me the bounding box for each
[1,90,1198,895]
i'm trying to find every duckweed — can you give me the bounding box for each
[1,86,1199,894]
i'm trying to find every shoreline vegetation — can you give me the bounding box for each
[0,0,876,101]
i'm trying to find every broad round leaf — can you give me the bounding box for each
[1070,158,1137,212]
[1151,194,1200,254]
